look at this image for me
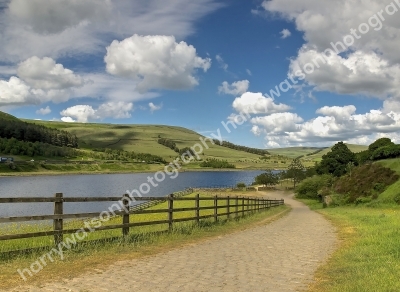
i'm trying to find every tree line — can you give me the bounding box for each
[0,137,78,158]
[200,158,235,169]
[157,138,179,153]
[213,140,270,156]
[0,118,78,148]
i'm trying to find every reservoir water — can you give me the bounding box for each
[0,171,264,218]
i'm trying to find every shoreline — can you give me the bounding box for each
[0,167,285,178]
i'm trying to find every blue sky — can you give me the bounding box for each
[1,0,400,148]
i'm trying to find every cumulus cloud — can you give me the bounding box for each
[105,34,211,93]
[0,57,85,106]
[149,102,162,113]
[0,76,34,106]
[261,0,400,100]
[248,103,400,147]
[17,56,84,90]
[218,80,249,96]
[60,101,133,123]
[289,48,400,99]
[251,113,304,133]
[232,92,292,114]
[36,106,51,115]
[61,116,75,123]
[280,29,291,39]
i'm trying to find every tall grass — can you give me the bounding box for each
[299,199,400,292]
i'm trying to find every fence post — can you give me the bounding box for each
[195,194,200,225]
[242,197,245,217]
[54,193,63,246]
[235,196,239,218]
[122,194,130,237]
[247,198,250,214]
[168,194,174,231]
[214,195,218,222]
[227,196,230,219]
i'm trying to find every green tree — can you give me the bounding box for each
[287,158,306,188]
[368,137,394,153]
[316,142,358,177]
[254,170,279,187]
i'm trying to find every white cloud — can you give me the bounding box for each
[232,92,292,114]
[0,57,86,106]
[61,116,75,123]
[261,0,400,100]
[0,0,222,62]
[105,34,211,93]
[149,102,162,113]
[251,113,304,133]
[289,48,400,99]
[60,101,133,123]
[36,106,51,115]
[17,56,84,90]
[96,101,134,119]
[218,80,249,96]
[249,103,400,147]
[246,69,252,76]
[0,76,34,106]
[280,29,291,39]
[216,54,228,71]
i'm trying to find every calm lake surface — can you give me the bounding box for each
[0,171,264,218]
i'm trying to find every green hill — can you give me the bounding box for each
[376,158,400,204]
[14,118,295,171]
[0,111,20,121]
[304,144,368,162]
[267,147,325,159]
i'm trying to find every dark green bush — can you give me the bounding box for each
[295,174,334,199]
[236,182,246,188]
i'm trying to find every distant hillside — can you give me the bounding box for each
[23,120,276,164]
[304,144,368,162]
[267,147,325,159]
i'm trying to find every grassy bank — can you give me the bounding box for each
[0,192,289,289]
[0,161,163,176]
[299,199,400,292]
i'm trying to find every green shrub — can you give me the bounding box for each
[333,163,399,203]
[295,174,334,199]
[236,182,246,188]
[200,159,235,169]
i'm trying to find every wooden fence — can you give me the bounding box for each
[0,193,284,249]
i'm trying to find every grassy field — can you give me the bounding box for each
[0,191,289,289]
[299,199,400,292]
[13,119,294,171]
[294,157,400,291]
[267,147,325,159]
[0,160,162,176]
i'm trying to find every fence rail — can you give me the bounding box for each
[0,192,284,250]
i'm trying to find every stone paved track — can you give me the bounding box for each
[5,193,336,292]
